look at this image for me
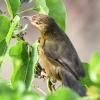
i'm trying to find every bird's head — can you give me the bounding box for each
[24,14,55,33]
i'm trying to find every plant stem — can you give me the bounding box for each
[19,7,33,14]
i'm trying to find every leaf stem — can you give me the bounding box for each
[37,87,47,95]
[19,7,33,14]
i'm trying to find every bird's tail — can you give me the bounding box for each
[59,69,86,96]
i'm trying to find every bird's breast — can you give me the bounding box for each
[38,47,55,76]
[38,37,61,81]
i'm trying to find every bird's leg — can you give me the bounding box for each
[35,63,47,80]
[39,68,47,80]
[35,63,42,78]
[47,78,56,92]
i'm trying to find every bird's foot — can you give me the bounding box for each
[47,78,56,92]
[38,70,47,80]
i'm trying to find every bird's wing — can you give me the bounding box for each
[43,37,85,79]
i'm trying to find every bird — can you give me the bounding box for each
[24,14,86,96]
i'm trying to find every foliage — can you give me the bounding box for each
[0,15,10,66]
[5,0,20,18]
[0,15,20,66]
[0,16,10,41]
[0,81,80,100]
[0,81,41,100]
[89,53,100,84]
[9,41,31,89]
[34,0,66,31]
[0,0,100,100]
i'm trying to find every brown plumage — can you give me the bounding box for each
[25,14,86,96]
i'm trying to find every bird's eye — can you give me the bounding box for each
[36,21,39,24]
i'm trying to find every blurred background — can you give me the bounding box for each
[0,0,100,94]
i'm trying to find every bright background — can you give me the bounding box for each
[0,0,100,93]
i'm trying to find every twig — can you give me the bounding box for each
[37,87,47,95]
[19,7,33,14]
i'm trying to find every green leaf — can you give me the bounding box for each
[24,46,33,88]
[0,39,7,67]
[86,86,100,99]
[0,82,16,100]
[34,0,66,31]
[32,41,39,78]
[6,15,20,44]
[34,0,49,14]
[0,15,10,42]
[0,81,42,100]
[46,0,66,31]
[0,15,10,67]
[89,53,100,84]
[5,0,20,18]
[0,15,20,67]
[22,92,42,100]
[9,41,33,89]
[46,87,79,100]
[80,62,93,87]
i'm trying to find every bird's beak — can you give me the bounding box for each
[22,15,39,28]
[22,16,32,22]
